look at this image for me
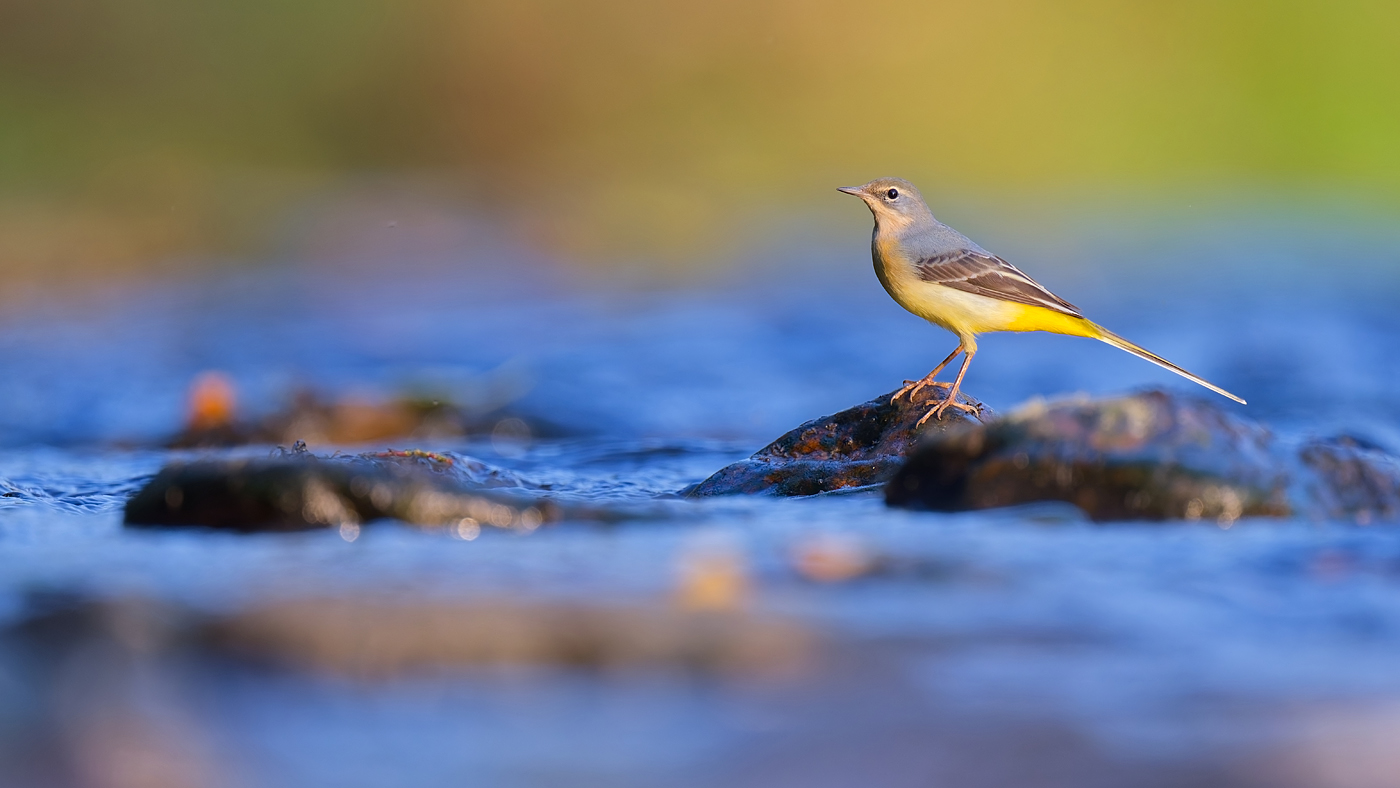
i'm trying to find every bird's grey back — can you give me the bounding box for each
[892,214,988,259]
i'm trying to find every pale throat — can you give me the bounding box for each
[871,205,921,238]
[873,218,919,267]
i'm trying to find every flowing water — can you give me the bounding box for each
[3,213,1400,787]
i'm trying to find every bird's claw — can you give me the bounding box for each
[914,396,979,427]
[891,377,952,404]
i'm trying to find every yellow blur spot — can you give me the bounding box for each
[675,537,749,612]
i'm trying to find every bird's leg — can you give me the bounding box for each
[892,345,963,404]
[916,348,980,426]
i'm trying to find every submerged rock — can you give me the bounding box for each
[686,387,992,496]
[124,447,553,532]
[886,390,1400,523]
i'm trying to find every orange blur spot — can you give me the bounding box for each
[187,371,237,431]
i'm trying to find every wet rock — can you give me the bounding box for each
[685,387,993,496]
[124,448,553,532]
[886,390,1400,523]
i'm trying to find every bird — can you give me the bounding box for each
[838,177,1244,426]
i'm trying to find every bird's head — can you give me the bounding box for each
[837,177,932,229]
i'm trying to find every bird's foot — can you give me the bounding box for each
[915,395,979,427]
[891,378,951,404]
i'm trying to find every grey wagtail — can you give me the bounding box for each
[839,177,1245,426]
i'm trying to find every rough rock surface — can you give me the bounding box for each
[685,387,992,497]
[886,390,1400,523]
[125,448,553,532]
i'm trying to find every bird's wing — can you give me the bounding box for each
[915,249,1082,318]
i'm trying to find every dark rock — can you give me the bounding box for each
[124,449,553,532]
[686,387,993,496]
[886,390,1400,523]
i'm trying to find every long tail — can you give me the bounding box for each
[1090,325,1246,404]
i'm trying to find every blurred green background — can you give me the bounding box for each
[1,0,1397,282]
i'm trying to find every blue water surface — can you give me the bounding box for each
[2,211,1399,787]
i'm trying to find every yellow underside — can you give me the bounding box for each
[998,302,1099,337]
[881,272,1098,340]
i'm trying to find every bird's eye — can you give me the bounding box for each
[886,188,899,200]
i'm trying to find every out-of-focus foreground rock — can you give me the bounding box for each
[0,595,813,786]
[685,387,992,496]
[887,390,1400,523]
[209,597,813,677]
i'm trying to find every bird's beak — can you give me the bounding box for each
[837,186,863,196]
